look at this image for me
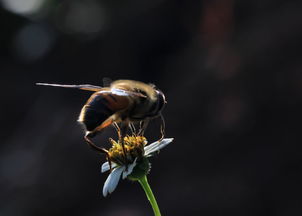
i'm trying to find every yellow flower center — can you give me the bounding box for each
[108,136,147,165]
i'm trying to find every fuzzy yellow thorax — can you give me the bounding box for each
[108,136,147,165]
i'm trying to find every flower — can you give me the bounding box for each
[101,136,173,197]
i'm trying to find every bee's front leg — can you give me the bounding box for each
[159,113,165,141]
[138,119,149,136]
[129,122,136,135]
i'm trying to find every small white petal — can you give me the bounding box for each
[102,166,125,197]
[122,158,137,179]
[101,161,118,173]
[144,138,174,156]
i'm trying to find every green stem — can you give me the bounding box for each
[138,175,162,216]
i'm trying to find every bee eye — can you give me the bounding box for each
[156,90,166,111]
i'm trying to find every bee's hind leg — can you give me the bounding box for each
[84,132,112,172]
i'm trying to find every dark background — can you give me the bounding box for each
[1,0,302,215]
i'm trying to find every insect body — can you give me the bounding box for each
[36,80,166,159]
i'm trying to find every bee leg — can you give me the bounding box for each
[138,119,149,136]
[106,154,113,173]
[159,113,166,141]
[113,122,121,137]
[84,133,112,172]
[113,123,124,144]
[119,123,129,167]
[129,122,136,135]
[113,122,128,165]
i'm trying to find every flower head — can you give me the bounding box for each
[101,136,173,197]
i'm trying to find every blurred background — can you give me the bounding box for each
[1,0,302,215]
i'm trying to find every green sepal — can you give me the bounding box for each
[128,157,150,181]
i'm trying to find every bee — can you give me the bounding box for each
[36,80,166,164]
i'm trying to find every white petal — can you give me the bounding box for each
[122,158,137,179]
[144,138,174,156]
[101,161,118,173]
[102,166,125,197]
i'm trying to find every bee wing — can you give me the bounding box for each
[100,88,147,98]
[36,83,103,91]
[36,83,147,97]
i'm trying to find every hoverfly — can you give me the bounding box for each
[37,80,166,167]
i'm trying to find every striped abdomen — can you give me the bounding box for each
[78,92,129,132]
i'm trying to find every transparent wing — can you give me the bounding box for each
[101,88,147,98]
[36,83,147,98]
[36,83,103,91]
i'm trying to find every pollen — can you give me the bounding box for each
[108,136,147,165]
